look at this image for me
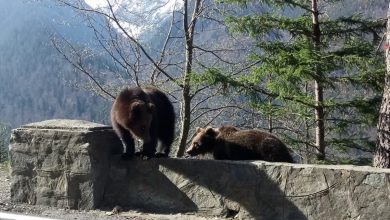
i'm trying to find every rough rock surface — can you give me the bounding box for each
[9,119,390,220]
[9,119,122,210]
[1,163,224,220]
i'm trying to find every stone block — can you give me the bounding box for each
[9,119,122,209]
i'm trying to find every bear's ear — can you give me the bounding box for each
[196,127,204,133]
[205,127,218,137]
[130,101,141,111]
[148,103,155,112]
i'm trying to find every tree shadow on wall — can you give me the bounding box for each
[160,158,308,220]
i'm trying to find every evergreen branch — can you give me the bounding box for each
[226,14,312,37]
[221,0,313,12]
[194,67,317,108]
[234,78,316,108]
[326,118,365,125]
[321,16,385,41]
[327,138,375,153]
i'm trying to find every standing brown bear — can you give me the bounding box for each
[111,87,175,159]
[186,126,294,163]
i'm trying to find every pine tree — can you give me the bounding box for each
[203,0,385,162]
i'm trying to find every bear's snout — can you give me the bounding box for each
[186,148,195,156]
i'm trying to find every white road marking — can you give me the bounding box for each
[0,212,57,220]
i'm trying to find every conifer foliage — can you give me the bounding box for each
[208,0,385,162]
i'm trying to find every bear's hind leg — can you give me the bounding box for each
[135,121,160,159]
[155,141,171,158]
[156,125,174,158]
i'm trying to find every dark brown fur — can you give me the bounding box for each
[186,126,294,163]
[216,125,239,136]
[111,87,175,159]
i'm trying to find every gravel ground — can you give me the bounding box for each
[0,163,224,220]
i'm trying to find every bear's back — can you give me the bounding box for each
[112,87,150,121]
[142,86,175,128]
[216,129,293,162]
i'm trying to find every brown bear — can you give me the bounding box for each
[111,86,175,159]
[186,126,294,163]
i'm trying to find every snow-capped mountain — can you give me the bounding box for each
[84,0,182,38]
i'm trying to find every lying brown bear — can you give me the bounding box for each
[111,86,175,159]
[186,126,294,163]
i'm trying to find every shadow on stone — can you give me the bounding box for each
[159,159,308,220]
[102,156,307,219]
[103,156,198,214]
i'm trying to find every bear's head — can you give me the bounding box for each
[127,100,155,142]
[186,127,219,156]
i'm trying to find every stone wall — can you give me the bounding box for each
[9,120,390,219]
[9,120,122,210]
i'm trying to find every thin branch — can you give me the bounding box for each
[57,0,180,87]
[51,35,115,99]
[105,0,180,86]
[193,45,236,64]
[152,0,178,84]
[191,105,243,124]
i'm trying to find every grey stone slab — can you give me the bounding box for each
[21,119,111,131]
[9,119,122,210]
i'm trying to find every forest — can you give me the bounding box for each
[0,0,389,166]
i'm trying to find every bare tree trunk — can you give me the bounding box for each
[177,92,192,157]
[311,0,326,160]
[314,81,325,160]
[268,98,273,133]
[176,0,202,157]
[373,4,390,168]
[304,83,312,163]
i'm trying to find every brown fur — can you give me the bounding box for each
[216,125,239,136]
[186,126,294,163]
[111,87,175,159]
